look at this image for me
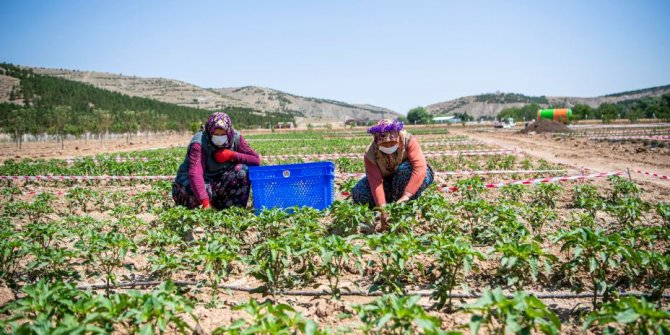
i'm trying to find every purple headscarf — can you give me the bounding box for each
[367,119,404,144]
[205,112,234,148]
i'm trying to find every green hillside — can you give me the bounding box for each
[0,63,294,138]
[603,84,670,98]
[497,94,670,122]
[475,92,549,104]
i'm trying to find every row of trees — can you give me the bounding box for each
[0,63,295,146]
[571,94,670,123]
[497,94,670,123]
[475,92,549,104]
[401,107,475,125]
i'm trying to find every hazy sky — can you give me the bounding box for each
[2,0,669,113]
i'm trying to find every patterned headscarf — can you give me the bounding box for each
[365,119,408,177]
[205,112,234,148]
[367,119,404,144]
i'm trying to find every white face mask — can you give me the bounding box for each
[211,135,228,147]
[379,144,398,155]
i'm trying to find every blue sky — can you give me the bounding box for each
[1,0,669,113]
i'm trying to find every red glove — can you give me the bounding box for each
[201,199,211,209]
[213,149,235,163]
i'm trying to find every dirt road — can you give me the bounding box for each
[454,127,670,193]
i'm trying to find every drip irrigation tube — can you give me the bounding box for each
[75,280,670,300]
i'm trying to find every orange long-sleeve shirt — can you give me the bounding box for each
[364,136,427,207]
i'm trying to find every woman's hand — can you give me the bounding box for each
[396,192,412,204]
[213,149,235,163]
[377,210,389,233]
[201,199,211,209]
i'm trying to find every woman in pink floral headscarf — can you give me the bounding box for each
[351,119,434,231]
[172,112,260,209]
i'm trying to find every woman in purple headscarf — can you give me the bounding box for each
[351,119,434,231]
[172,112,260,210]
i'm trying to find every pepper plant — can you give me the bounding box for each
[464,288,561,335]
[115,281,197,334]
[572,184,603,217]
[188,232,241,292]
[76,230,137,294]
[500,184,526,203]
[328,200,375,236]
[523,205,557,239]
[493,238,557,290]
[606,196,650,228]
[65,186,99,213]
[0,279,114,333]
[352,294,450,335]
[583,296,670,334]
[428,234,485,310]
[553,227,631,309]
[657,203,670,226]
[384,201,421,234]
[317,234,363,299]
[366,233,424,294]
[456,176,486,202]
[0,222,25,286]
[531,183,562,209]
[608,176,640,203]
[248,230,317,296]
[213,299,325,335]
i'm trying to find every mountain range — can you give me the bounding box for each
[2,65,668,123]
[426,86,670,119]
[22,67,398,125]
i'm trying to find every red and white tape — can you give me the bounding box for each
[264,149,519,160]
[0,175,173,181]
[588,135,670,141]
[11,171,621,197]
[569,123,670,129]
[633,170,669,180]
[2,168,563,184]
[436,171,623,193]
[19,190,142,197]
[351,141,485,149]
[337,169,566,179]
[561,128,670,136]
[62,156,150,164]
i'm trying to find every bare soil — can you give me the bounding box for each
[0,133,192,162]
[519,119,571,134]
[2,128,670,334]
[454,128,670,193]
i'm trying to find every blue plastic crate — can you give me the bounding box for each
[248,162,335,214]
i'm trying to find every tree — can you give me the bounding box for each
[407,106,432,124]
[627,108,643,124]
[572,104,593,122]
[660,94,670,121]
[51,106,70,149]
[120,110,138,144]
[498,103,540,122]
[95,109,112,144]
[79,114,96,143]
[598,103,618,124]
[137,110,153,143]
[5,107,29,149]
[154,113,169,134]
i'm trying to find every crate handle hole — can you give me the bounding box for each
[283,170,291,178]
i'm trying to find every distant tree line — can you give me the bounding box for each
[497,94,670,124]
[0,63,295,145]
[406,107,433,124]
[475,93,549,105]
[498,104,543,121]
